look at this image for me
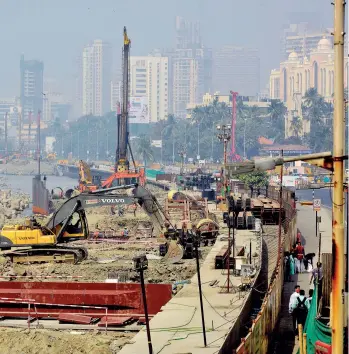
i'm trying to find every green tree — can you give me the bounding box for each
[267,99,287,142]
[133,135,153,167]
[289,116,303,138]
[237,171,269,196]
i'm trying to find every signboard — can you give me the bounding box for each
[199,159,205,164]
[282,176,297,187]
[313,198,321,211]
[129,97,149,124]
[151,140,162,148]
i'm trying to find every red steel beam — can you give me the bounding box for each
[0,282,171,318]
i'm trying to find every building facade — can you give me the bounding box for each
[171,16,212,119]
[269,37,348,136]
[281,23,333,60]
[129,55,169,122]
[82,40,112,116]
[213,46,260,97]
[20,55,44,122]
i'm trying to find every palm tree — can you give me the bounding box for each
[302,88,327,125]
[290,116,303,138]
[268,100,286,142]
[134,135,153,167]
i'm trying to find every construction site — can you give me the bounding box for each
[0,27,295,354]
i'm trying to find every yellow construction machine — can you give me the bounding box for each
[0,184,179,264]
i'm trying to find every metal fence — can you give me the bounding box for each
[233,190,297,354]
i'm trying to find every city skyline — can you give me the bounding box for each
[0,0,332,99]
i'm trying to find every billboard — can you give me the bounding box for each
[151,140,162,148]
[129,97,149,124]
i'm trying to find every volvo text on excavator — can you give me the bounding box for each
[0,184,171,264]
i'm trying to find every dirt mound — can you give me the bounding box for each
[0,328,133,354]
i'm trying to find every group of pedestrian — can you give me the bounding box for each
[289,285,313,335]
[284,241,316,281]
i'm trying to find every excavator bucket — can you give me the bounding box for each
[162,240,184,264]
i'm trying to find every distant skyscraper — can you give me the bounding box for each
[82,40,112,116]
[281,23,333,60]
[129,55,169,122]
[172,16,212,118]
[213,46,260,96]
[20,55,44,121]
[175,16,201,50]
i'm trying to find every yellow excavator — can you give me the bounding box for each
[0,184,181,264]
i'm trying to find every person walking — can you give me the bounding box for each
[289,254,296,281]
[293,289,308,333]
[284,253,291,282]
[289,285,300,334]
[295,242,305,273]
[305,289,313,310]
[310,262,323,304]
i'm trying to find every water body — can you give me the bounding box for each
[0,174,76,216]
[0,174,76,196]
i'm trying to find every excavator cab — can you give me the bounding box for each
[53,210,89,242]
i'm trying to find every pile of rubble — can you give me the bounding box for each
[0,189,30,226]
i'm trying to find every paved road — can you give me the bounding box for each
[270,204,333,354]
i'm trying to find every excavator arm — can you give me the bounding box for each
[46,184,166,238]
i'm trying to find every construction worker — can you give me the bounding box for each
[122,227,129,238]
[93,224,100,241]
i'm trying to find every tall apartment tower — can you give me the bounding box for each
[172,16,212,118]
[20,55,44,121]
[213,46,260,96]
[82,40,112,116]
[129,55,169,122]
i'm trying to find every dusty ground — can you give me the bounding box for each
[0,328,134,354]
[0,184,216,353]
[0,160,55,176]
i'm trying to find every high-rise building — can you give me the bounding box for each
[82,40,112,116]
[213,46,260,96]
[20,55,44,121]
[129,55,169,122]
[172,16,212,118]
[281,23,333,60]
[269,38,348,137]
[175,16,201,50]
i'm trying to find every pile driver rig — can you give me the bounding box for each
[103,27,145,187]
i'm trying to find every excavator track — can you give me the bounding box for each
[3,248,83,264]
[56,245,89,261]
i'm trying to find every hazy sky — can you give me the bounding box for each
[0,0,333,98]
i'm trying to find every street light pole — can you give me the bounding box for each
[332,0,345,351]
[133,255,153,354]
[77,131,80,160]
[243,118,247,160]
[197,123,200,159]
[96,130,99,161]
[217,124,232,197]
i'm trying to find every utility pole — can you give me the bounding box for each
[277,150,283,266]
[230,91,238,162]
[28,111,32,151]
[332,0,345,352]
[4,112,8,157]
[217,124,231,197]
[37,111,41,176]
[18,111,22,153]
